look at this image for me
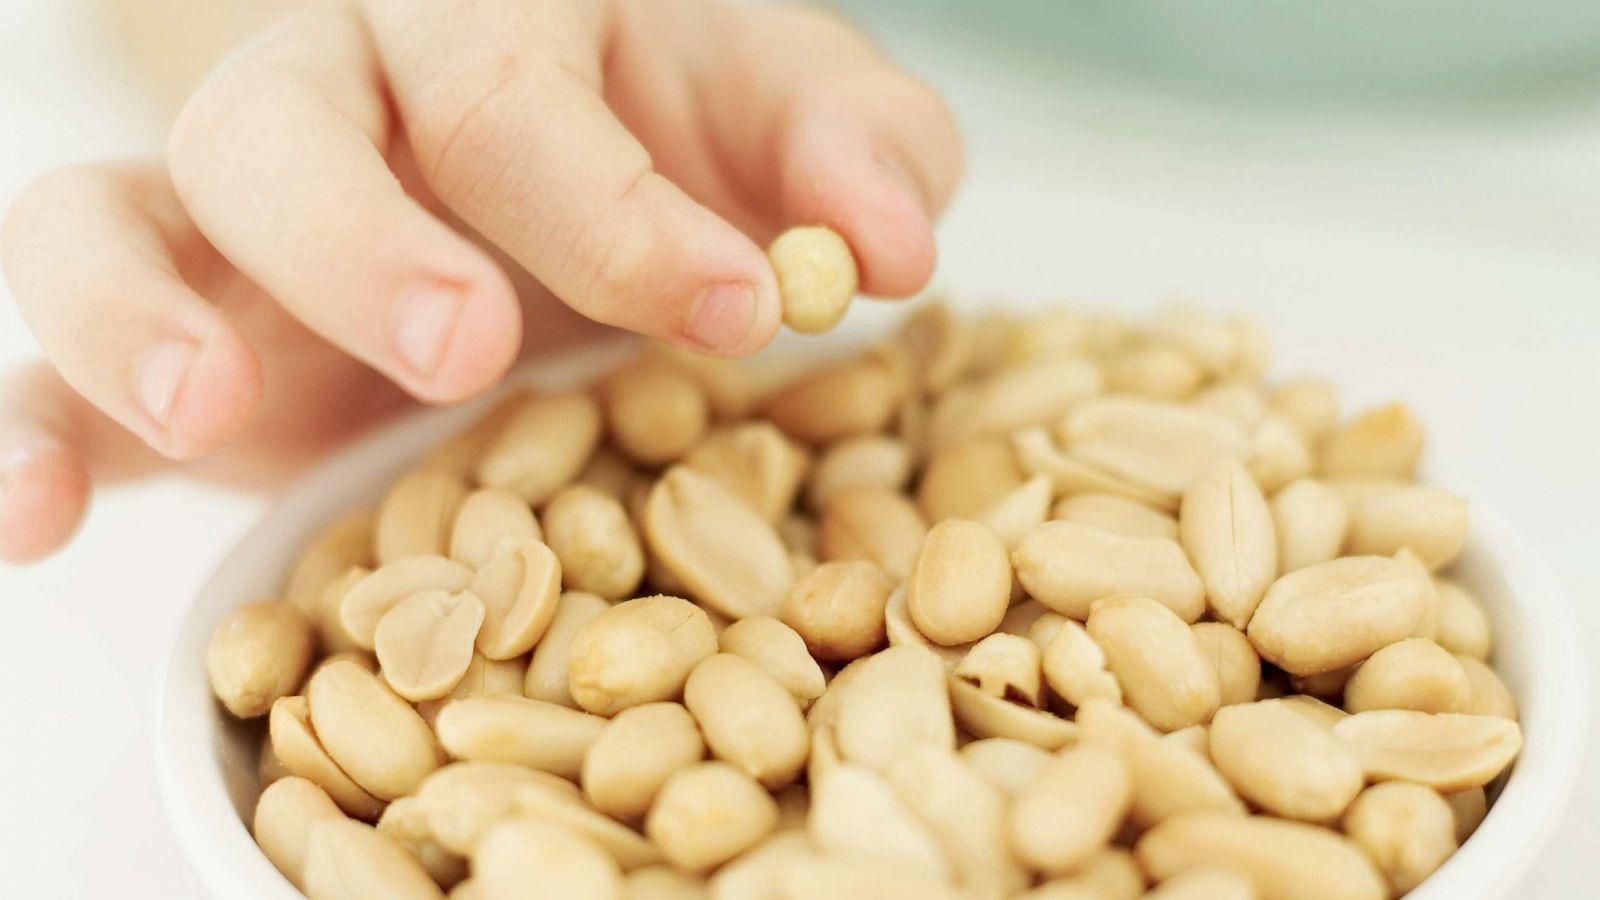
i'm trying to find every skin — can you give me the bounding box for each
[0,0,963,563]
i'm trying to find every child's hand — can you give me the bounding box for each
[0,0,962,563]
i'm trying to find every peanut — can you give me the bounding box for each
[567,595,718,716]
[208,600,315,719]
[768,226,857,334]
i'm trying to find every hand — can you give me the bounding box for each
[0,0,962,563]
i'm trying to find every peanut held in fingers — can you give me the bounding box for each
[768,225,857,334]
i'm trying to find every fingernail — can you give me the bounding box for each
[394,278,466,378]
[139,340,197,426]
[686,282,757,351]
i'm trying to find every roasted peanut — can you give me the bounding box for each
[886,743,1025,897]
[718,616,827,707]
[1343,638,1471,714]
[1268,379,1339,447]
[769,225,857,334]
[959,738,1052,798]
[254,776,345,889]
[1246,556,1429,676]
[434,696,605,779]
[474,816,622,900]
[1187,622,1258,707]
[1013,427,1177,512]
[916,438,1024,523]
[646,761,778,873]
[624,866,708,900]
[1333,710,1523,792]
[568,595,718,716]
[1143,867,1255,900]
[582,701,705,820]
[1041,617,1122,707]
[605,359,710,466]
[415,653,525,725]
[1432,578,1492,661]
[1060,397,1251,499]
[644,467,794,619]
[1208,700,1363,822]
[809,763,950,880]
[1270,478,1347,573]
[1136,811,1385,900]
[683,653,809,788]
[209,600,315,719]
[907,519,1012,646]
[1013,521,1205,622]
[1178,459,1276,628]
[1318,402,1424,479]
[835,645,955,771]
[340,555,474,651]
[375,469,469,566]
[475,391,603,506]
[954,633,1043,706]
[1345,484,1468,571]
[1050,493,1178,540]
[1076,699,1243,826]
[286,510,376,613]
[468,539,562,659]
[928,357,1102,449]
[268,697,385,821]
[764,358,900,445]
[807,435,913,511]
[373,590,485,702]
[307,660,444,800]
[1342,782,1458,894]
[376,796,467,889]
[1087,594,1220,732]
[524,590,611,707]
[780,561,893,662]
[303,818,445,900]
[815,485,927,581]
[1456,656,1518,720]
[1107,343,1202,399]
[1009,742,1131,874]
[448,489,540,570]
[543,485,646,600]
[949,677,1079,749]
[682,422,810,525]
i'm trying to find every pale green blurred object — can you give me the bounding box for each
[845,0,1600,102]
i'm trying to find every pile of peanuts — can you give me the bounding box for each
[208,299,1522,900]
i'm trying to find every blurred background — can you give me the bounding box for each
[1,0,1597,896]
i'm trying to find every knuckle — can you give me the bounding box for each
[566,169,657,313]
[407,61,530,210]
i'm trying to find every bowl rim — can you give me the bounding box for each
[155,342,1589,899]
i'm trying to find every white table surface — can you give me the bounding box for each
[1,2,1596,897]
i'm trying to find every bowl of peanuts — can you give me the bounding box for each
[158,286,1587,899]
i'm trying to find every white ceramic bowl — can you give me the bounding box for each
[157,340,1587,899]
